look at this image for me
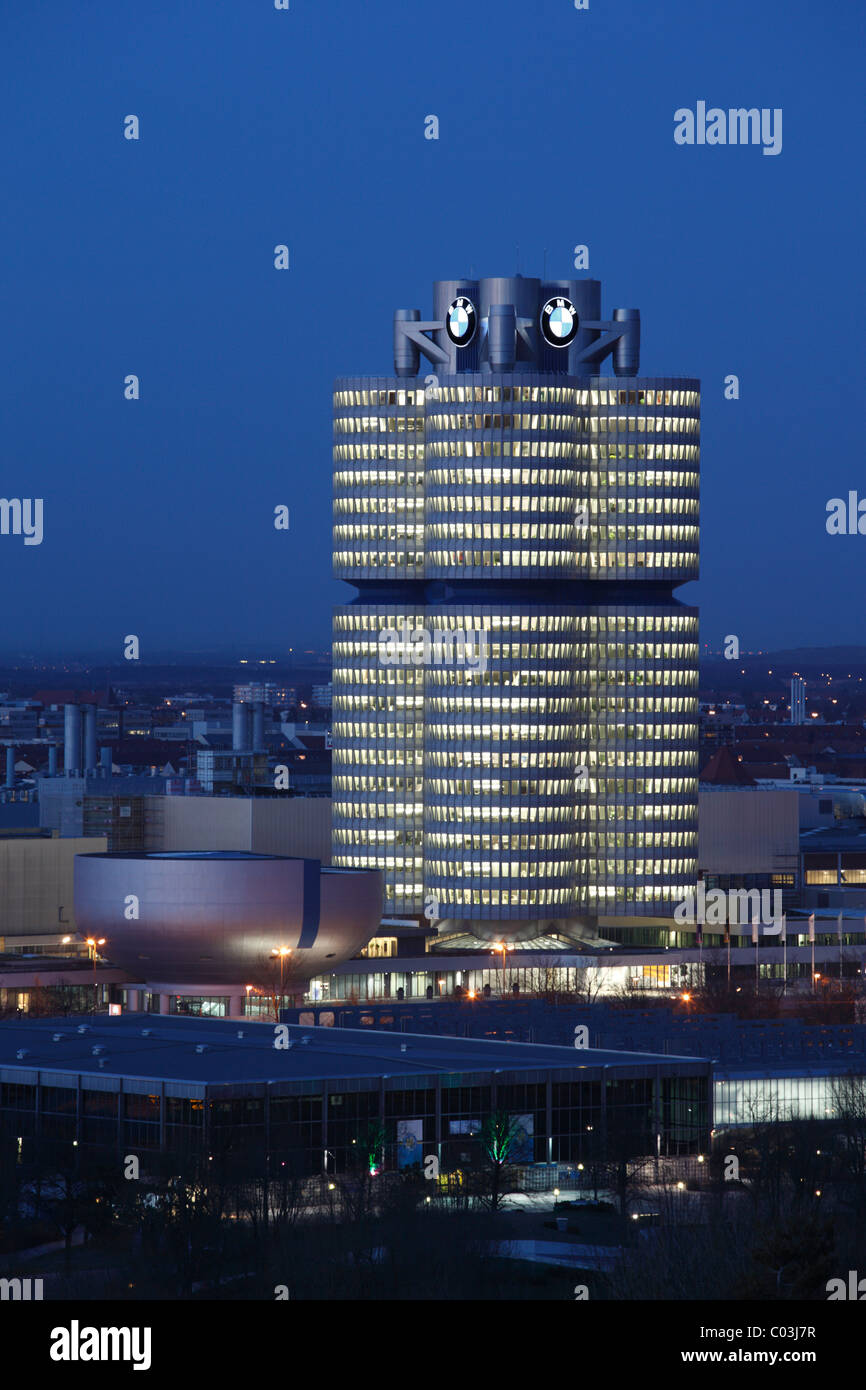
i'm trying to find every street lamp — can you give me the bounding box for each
[85,937,106,1011]
[271,946,292,1020]
[491,941,510,996]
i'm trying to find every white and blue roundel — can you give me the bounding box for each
[540,296,579,348]
[446,296,477,346]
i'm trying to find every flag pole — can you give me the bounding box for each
[726,921,731,990]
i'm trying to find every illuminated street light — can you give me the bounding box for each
[270,946,293,1019]
[490,940,511,996]
[85,936,106,1008]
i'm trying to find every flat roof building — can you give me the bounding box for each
[0,1013,711,1170]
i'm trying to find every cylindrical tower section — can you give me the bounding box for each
[422,604,579,941]
[541,278,601,377]
[574,598,699,925]
[333,377,427,582]
[424,372,581,581]
[612,309,640,376]
[232,702,252,751]
[487,304,516,371]
[431,280,480,373]
[331,602,426,915]
[252,702,265,752]
[394,308,421,378]
[576,377,700,584]
[83,705,98,774]
[63,704,82,777]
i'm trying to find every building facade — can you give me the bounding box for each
[332,274,700,945]
[0,1015,711,1168]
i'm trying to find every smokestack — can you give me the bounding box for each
[48,744,58,777]
[100,745,113,778]
[232,701,252,751]
[83,705,98,775]
[63,705,82,777]
[5,747,14,789]
[252,702,265,752]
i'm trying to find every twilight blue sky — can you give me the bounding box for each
[0,0,863,658]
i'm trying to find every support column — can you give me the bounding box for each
[230,995,245,1020]
[159,993,170,1015]
[546,1076,553,1166]
[653,1065,662,1179]
[435,1075,442,1168]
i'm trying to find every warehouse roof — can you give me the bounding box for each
[0,1014,703,1088]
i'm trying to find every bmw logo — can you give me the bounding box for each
[540,296,579,348]
[446,296,477,346]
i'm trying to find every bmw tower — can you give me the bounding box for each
[331,273,699,949]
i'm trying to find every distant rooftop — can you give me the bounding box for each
[800,825,866,849]
[0,1014,699,1088]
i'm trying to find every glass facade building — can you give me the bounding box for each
[332,275,699,944]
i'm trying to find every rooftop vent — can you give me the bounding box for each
[91,1046,105,1056]
[98,1058,107,1069]
[52,1033,65,1043]
[400,1044,408,1052]
[195,1044,208,1054]
[141,1029,153,1037]
[300,1036,311,1045]
[76,1025,90,1035]
[236,1031,244,1039]
[16,1049,28,1059]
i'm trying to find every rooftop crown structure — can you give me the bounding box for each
[332,273,700,948]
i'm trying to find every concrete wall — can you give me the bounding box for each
[0,835,107,938]
[143,795,332,862]
[698,788,799,875]
[38,778,86,836]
